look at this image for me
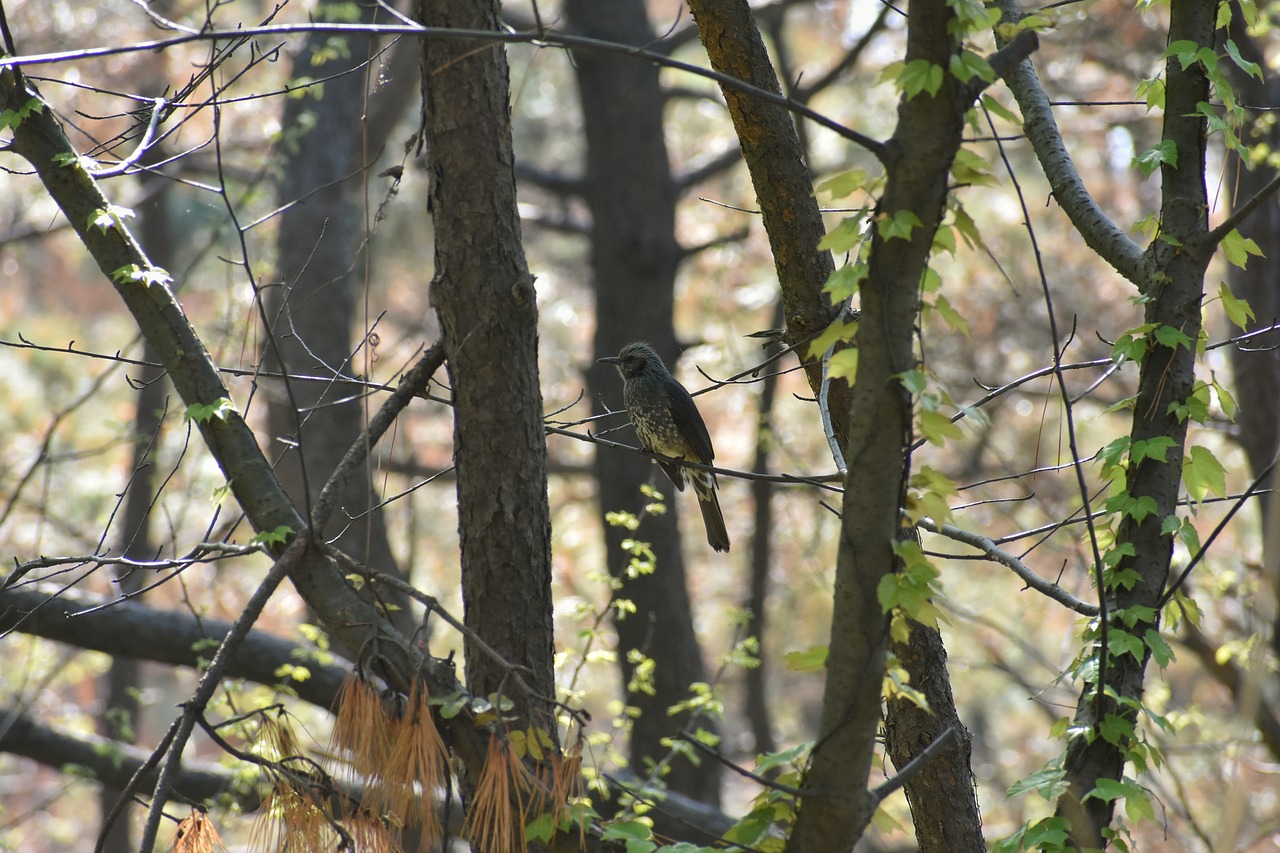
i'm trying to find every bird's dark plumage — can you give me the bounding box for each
[599,342,730,552]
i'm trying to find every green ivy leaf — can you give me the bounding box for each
[0,97,42,131]
[898,59,945,98]
[1218,281,1259,327]
[1086,777,1129,804]
[251,525,295,548]
[184,397,237,424]
[1182,445,1227,501]
[918,409,963,446]
[1131,436,1176,464]
[817,216,865,253]
[1133,139,1177,177]
[783,645,828,672]
[980,93,1022,126]
[1152,324,1192,350]
[827,347,859,381]
[1136,75,1166,111]
[1221,228,1264,269]
[1145,628,1175,667]
[1007,760,1069,800]
[931,293,971,337]
[823,262,868,303]
[877,208,924,241]
[806,317,858,360]
[1224,38,1263,80]
[1099,713,1135,745]
[949,50,995,84]
[1108,629,1145,661]
[816,168,871,199]
[600,819,656,853]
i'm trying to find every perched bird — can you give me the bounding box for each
[599,342,730,553]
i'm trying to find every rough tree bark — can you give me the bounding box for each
[564,0,721,807]
[415,0,557,725]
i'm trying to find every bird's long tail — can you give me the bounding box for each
[690,471,730,553]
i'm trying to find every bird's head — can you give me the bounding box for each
[597,341,666,379]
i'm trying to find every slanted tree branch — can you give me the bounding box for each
[993,2,1146,285]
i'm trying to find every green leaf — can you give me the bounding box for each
[1163,39,1202,71]
[111,264,172,288]
[601,819,657,853]
[1124,784,1156,823]
[1145,628,1175,667]
[783,645,828,672]
[817,168,870,199]
[898,59,945,98]
[817,216,865,253]
[1133,139,1177,177]
[1024,816,1071,849]
[806,317,858,360]
[1108,629,1145,661]
[1182,445,1227,501]
[877,208,924,241]
[980,93,1022,127]
[1224,39,1262,80]
[898,368,928,394]
[1153,324,1193,350]
[918,409,963,446]
[251,525,295,547]
[1099,713,1135,745]
[88,204,136,234]
[1221,228,1264,269]
[1112,323,1157,363]
[1007,761,1069,800]
[1105,491,1159,524]
[184,397,237,424]
[1131,436,1176,464]
[1212,376,1238,420]
[1136,75,1166,111]
[823,262,868,303]
[0,96,42,131]
[931,293,971,337]
[949,50,995,85]
[525,812,557,843]
[1086,777,1129,804]
[827,347,859,381]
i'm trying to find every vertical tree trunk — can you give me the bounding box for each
[1053,0,1213,844]
[264,0,413,632]
[416,0,557,727]
[782,0,978,844]
[885,623,984,852]
[565,0,721,807]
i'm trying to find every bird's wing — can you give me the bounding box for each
[664,377,716,464]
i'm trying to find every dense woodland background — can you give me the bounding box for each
[1,0,1280,850]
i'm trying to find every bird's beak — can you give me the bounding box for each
[597,356,622,365]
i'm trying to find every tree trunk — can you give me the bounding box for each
[885,623,984,852]
[1052,0,1213,844]
[784,0,976,844]
[416,0,557,729]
